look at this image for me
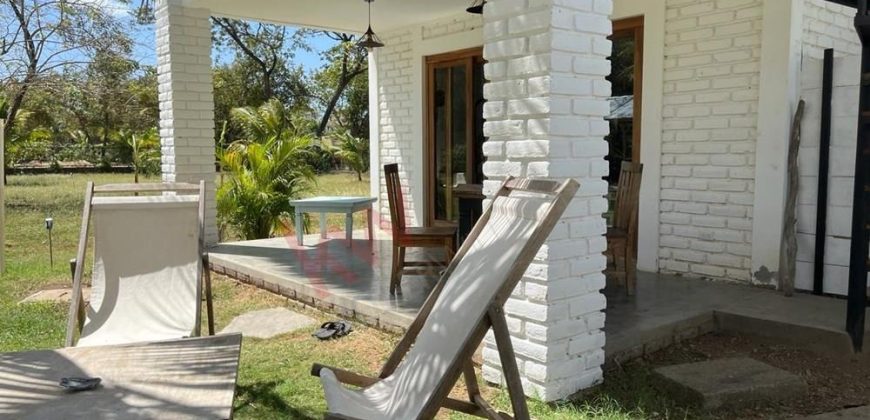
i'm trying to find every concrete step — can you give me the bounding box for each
[654,357,807,411]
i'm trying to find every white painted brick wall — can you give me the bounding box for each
[422,13,482,40]
[374,28,416,228]
[480,0,611,402]
[156,0,217,243]
[796,54,870,295]
[658,0,763,282]
[802,0,860,60]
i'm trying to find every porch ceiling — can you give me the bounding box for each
[186,0,473,33]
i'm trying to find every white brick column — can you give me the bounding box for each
[156,0,217,243]
[480,0,611,401]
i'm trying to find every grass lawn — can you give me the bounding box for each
[1,172,694,419]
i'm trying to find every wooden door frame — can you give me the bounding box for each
[612,16,644,162]
[424,47,483,226]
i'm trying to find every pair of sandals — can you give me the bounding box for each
[313,320,353,340]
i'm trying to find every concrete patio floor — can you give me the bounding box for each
[209,234,870,360]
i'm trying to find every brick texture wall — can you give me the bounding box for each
[155,0,217,243]
[802,0,860,60]
[480,0,611,401]
[657,0,763,282]
[374,29,415,228]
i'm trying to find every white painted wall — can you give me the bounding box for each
[658,0,765,282]
[802,0,861,59]
[796,54,869,295]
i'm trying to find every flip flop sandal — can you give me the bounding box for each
[334,321,353,338]
[313,322,340,340]
[59,377,101,392]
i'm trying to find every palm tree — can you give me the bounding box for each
[217,100,315,240]
[330,131,369,181]
[121,128,160,183]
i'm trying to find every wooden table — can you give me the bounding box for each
[0,334,242,419]
[290,196,377,246]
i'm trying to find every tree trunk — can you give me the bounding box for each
[316,68,365,138]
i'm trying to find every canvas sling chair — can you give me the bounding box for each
[311,177,580,420]
[64,181,215,347]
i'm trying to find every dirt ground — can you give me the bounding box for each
[640,332,870,419]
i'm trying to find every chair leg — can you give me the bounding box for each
[392,246,406,295]
[390,244,401,296]
[626,244,636,296]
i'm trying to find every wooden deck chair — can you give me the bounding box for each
[64,182,215,347]
[311,177,579,420]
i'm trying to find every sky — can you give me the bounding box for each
[109,1,337,72]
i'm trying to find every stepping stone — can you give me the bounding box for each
[20,287,90,304]
[654,357,807,410]
[220,307,317,339]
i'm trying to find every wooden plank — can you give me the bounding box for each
[488,305,530,420]
[504,178,562,194]
[779,100,804,297]
[93,182,200,193]
[310,364,378,388]
[0,334,241,419]
[65,182,94,347]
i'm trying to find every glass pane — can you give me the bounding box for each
[434,67,448,221]
[449,64,467,221]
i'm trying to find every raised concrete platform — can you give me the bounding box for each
[209,236,870,359]
[210,234,441,333]
[604,272,870,362]
[220,307,317,339]
[654,358,807,410]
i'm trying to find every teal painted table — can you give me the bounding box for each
[289,196,377,247]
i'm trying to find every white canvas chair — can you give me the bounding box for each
[311,177,580,420]
[65,182,214,347]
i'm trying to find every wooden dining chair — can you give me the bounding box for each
[606,161,643,295]
[384,164,456,296]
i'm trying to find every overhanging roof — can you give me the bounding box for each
[185,0,474,33]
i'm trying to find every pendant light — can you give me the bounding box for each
[466,0,485,14]
[358,0,385,50]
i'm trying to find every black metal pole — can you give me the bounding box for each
[846,6,870,351]
[814,49,835,295]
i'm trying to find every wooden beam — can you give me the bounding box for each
[65,182,94,347]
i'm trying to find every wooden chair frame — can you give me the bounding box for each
[64,181,215,347]
[606,162,643,295]
[384,163,457,295]
[312,177,580,420]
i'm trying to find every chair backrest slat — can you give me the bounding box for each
[384,164,406,235]
[613,162,643,231]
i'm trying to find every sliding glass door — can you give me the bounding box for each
[425,48,485,225]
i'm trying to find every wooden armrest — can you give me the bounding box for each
[311,363,379,388]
